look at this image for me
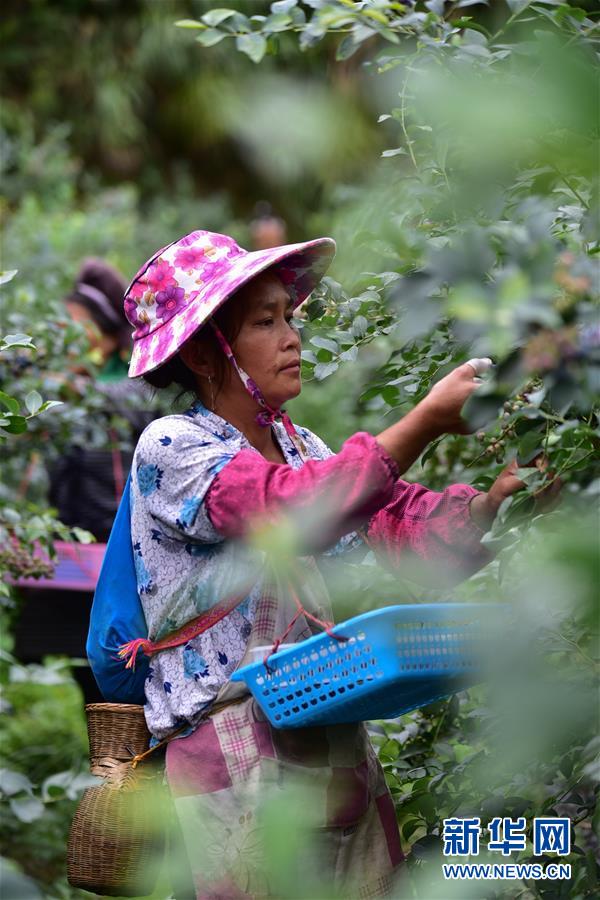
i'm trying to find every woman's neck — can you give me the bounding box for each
[202,390,286,463]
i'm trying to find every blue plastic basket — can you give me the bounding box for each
[231,603,507,728]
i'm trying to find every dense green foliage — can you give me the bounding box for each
[1,1,598,897]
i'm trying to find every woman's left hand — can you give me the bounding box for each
[469,456,562,530]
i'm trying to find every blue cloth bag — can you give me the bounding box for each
[86,475,149,704]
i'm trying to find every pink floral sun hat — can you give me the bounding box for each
[123,229,336,378]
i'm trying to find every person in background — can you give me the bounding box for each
[16,259,159,705]
[48,258,156,541]
[249,201,288,250]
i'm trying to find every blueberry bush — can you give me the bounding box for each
[184,2,599,896]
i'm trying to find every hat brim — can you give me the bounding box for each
[128,237,335,378]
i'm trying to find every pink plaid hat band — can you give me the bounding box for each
[123,229,336,378]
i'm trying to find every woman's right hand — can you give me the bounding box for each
[416,360,491,436]
[375,358,493,473]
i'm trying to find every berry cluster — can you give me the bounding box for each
[0,545,54,580]
[475,381,541,463]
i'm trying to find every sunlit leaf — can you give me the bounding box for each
[310,336,338,353]
[351,315,368,337]
[1,333,35,350]
[263,13,293,33]
[9,795,45,823]
[71,526,95,544]
[201,8,237,28]
[236,32,267,63]
[174,19,205,29]
[24,390,43,416]
[381,147,407,157]
[0,769,33,797]
[0,270,18,285]
[314,361,338,379]
[336,35,359,61]
[37,400,63,413]
[196,28,227,47]
[271,0,297,12]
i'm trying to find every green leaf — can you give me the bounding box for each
[299,21,326,50]
[196,29,227,47]
[1,415,28,434]
[517,429,543,465]
[314,361,338,380]
[37,400,63,413]
[463,391,502,430]
[339,345,358,362]
[1,333,35,350]
[25,390,43,416]
[420,437,444,466]
[0,270,18,285]
[2,507,21,524]
[453,743,474,763]
[379,739,400,763]
[0,391,20,415]
[381,148,407,158]
[201,8,237,27]
[71,527,95,544]
[10,795,45,823]
[351,316,368,337]
[311,336,339,354]
[69,772,103,795]
[226,12,252,33]
[174,19,205,29]
[236,32,267,63]
[0,769,33,797]
[336,35,359,61]
[402,818,425,842]
[272,0,297,12]
[41,771,72,801]
[263,12,292,33]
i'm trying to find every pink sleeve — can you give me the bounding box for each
[205,432,399,549]
[366,480,493,586]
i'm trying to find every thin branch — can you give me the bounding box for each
[490,1,535,45]
[550,164,590,210]
[399,64,418,170]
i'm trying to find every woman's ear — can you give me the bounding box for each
[179,340,213,377]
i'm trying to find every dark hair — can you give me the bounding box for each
[66,258,131,352]
[142,288,248,400]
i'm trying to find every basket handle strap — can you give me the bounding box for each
[262,560,348,672]
[118,586,251,670]
[129,695,247,769]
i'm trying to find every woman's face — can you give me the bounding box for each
[66,301,117,362]
[230,271,302,409]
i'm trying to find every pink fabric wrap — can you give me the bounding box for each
[205,432,399,549]
[367,480,492,585]
[205,430,491,583]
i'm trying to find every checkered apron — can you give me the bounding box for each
[165,561,404,899]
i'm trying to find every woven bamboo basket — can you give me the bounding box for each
[67,703,166,897]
